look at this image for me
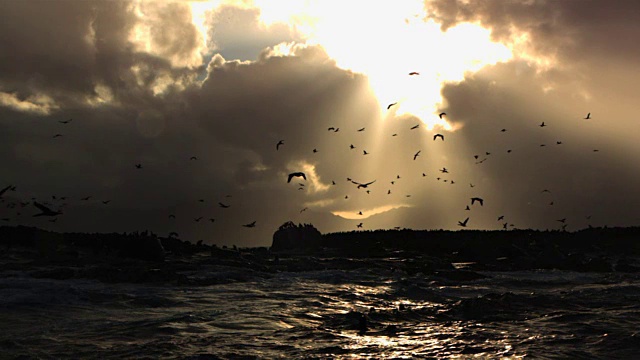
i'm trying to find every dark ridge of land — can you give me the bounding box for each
[0,225,639,286]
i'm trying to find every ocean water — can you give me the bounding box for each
[1,257,639,359]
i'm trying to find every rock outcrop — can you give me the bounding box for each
[271,221,322,253]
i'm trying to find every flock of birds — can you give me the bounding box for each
[0,70,601,238]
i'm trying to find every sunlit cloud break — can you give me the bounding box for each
[187,0,513,130]
[333,203,413,220]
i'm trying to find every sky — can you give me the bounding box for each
[1,0,640,247]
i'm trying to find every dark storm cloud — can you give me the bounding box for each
[425,0,640,65]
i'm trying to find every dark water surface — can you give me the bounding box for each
[1,258,639,359]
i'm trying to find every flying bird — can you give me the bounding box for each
[584,112,591,119]
[357,127,365,132]
[32,202,62,217]
[357,223,363,228]
[0,185,12,198]
[363,150,369,155]
[438,112,446,119]
[387,102,397,110]
[102,200,110,205]
[242,221,257,228]
[276,140,284,150]
[194,217,203,222]
[410,124,419,130]
[539,122,547,127]
[556,218,566,223]
[135,164,142,169]
[300,207,308,213]
[353,180,376,189]
[409,72,420,76]
[287,172,307,183]
[52,134,63,138]
[501,128,507,132]
[313,148,318,153]
[59,119,72,124]
[219,202,230,208]
[458,217,469,227]
[498,215,504,221]
[465,205,470,211]
[413,151,421,160]
[440,167,448,173]
[350,144,356,149]
[209,218,215,222]
[169,214,176,219]
[433,134,444,141]
[470,197,484,206]
[190,156,198,160]
[81,196,91,201]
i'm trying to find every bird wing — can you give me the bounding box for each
[33,201,52,213]
[287,173,294,183]
[0,185,11,197]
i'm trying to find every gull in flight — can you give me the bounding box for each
[458,217,469,227]
[413,151,421,160]
[33,202,62,217]
[470,197,484,206]
[439,112,446,119]
[287,172,306,183]
[352,180,376,189]
[433,134,444,141]
[276,140,284,150]
[409,72,420,76]
[219,202,230,208]
[584,112,591,119]
[243,221,257,228]
[387,102,397,110]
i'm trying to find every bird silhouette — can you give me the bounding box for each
[350,144,356,149]
[440,168,448,173]
[194,217,203,222]
[465,205,470,211]
[332,181,336,185]
[556,141,562,145]
[358,211,363,215]
[169,214,176,219]
[413,151,420,160]
[363,150,369,155]
[387,189,391,194]
[458,217,469,227]
[328,127,337,131]
[287,172,306,183]
[556,218,566,223]
[470,183,475,187]
[135,164,142,169]
[81,196,91,201]
[276,140,284,150]
[313,148,318,153]
[409,72,420,76]
[353,180,376,189]
[0,185,12,198]
[501,128,507,132]
[190,156,198,160]
[539,122,547,127]
[52,134,63,138]
[410,124,419,130]
[433,134,444,141]
[439,112,446,119]
[357,127,365,132]
[219,202,230,208]
[470,197,484,206]
[584,112,591,119]
[422,173,426,177]
[102,200,110,205]
[242,221,256,228]
[387,102,397,109]
[209,218,215,222]
[59,119,72,124]
[497,215,504,221]
[357,223,363,228]
[300,207,308,213]
[33,202,62,217]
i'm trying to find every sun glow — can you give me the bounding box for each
[187,1,513,129]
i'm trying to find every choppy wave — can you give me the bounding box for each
[1,262,639,359]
